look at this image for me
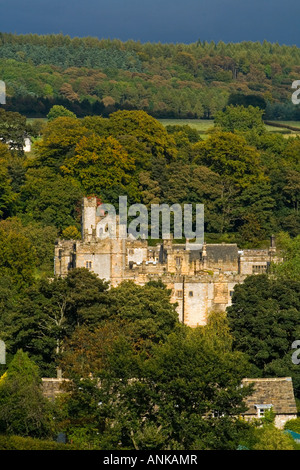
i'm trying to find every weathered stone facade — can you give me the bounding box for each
[42,378,68,401]
[54,197,279,327]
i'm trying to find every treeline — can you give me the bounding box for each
[1,32,300,118]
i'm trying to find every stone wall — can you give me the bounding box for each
[41,378,68,401]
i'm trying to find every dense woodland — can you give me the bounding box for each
[1,32,300,119]
[0,35,300,450]
[1,104,299,250]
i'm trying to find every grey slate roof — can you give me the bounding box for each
[206,244,239,263]
[242,377,297,415]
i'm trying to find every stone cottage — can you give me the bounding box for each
[241,377,298,429]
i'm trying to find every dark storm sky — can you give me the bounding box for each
[0,0,299,46]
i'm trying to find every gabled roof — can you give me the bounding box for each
[242,377,297,415]
[206,244,238,263]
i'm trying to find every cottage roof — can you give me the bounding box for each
[242,377,297,415]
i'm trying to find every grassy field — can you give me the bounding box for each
[26,118,47,123]
[159,119,214,132]
[275,121,300,129]
[159,118,300,137]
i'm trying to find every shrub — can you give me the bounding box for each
[284,417,300,434]
[0,434,76,450]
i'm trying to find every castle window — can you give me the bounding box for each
[252,265,267,274]
[176,257,181,266]
[189,291,193,297]
[129,249,134,255]
[177,290,183,298]
[86,261,92,270]
[212,411,225,418]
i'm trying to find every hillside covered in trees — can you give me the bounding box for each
[1,32,300,119]
[1,78,300,449]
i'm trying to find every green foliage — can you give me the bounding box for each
[1,34,300,120]
[194,131,264,189]
[284,417,300,433]
[0,434,76,450]
[61,133,136,204]
[227,274,300,397]
[0,217,58,277]
[214,104,266,136]
[192,131,268,235]
[234,182,276,244]
[284,418,300,434]
[273,232,300,280]
[102,280,179,350]
[11,107,298,243]
[18,167,82,233]
[0,350,53,437]
[0,143,17,217]
[33,116,91,170]
[61,225,81,239]
[106,110,177,162]
[2,268,109,375]
[0,108,27,151]
[252,425,295,450]
[58,316,253,450]
[165,124,201,143]
[261,407,276,426]
[239,407,298,450]
[6,274,177,376]
[47,105,76,121]
[26,119,46,138]
[0,223,36,289]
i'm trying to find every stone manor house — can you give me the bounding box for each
[54,197,279,328]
